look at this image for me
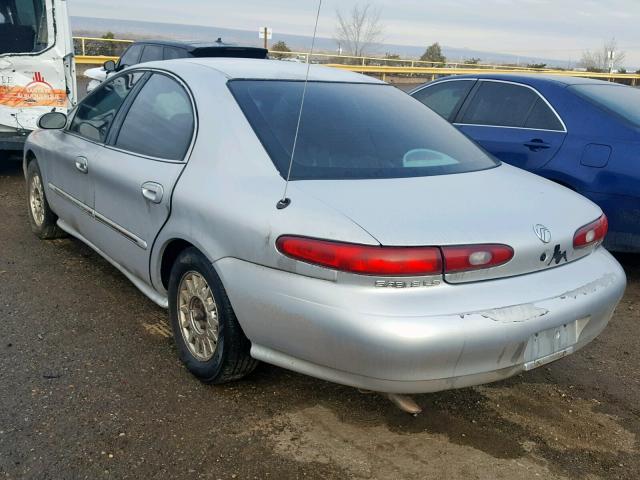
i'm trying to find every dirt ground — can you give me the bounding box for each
[0,160,638,479]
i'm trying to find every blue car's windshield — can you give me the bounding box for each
[228,80,498,180]
[570,84,640,128]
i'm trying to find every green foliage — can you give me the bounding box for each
[384,52,401,59]
[271,41,292,60]
[527,63,547,69]
[420,42,446,65]
[463,57,481,65]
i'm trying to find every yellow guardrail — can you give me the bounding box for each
[72,37,640,84]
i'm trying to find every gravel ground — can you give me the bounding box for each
[0,160,638,479]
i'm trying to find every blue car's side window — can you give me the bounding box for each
[412,80,475,121]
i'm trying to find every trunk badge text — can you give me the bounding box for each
[534,224,552,244]
[375,279,442,289]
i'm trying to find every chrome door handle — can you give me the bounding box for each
[141,182,164,204]
[75,156,88,174]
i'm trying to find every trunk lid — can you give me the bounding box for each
[292,163,603,283]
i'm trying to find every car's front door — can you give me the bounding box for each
[90,72,195,284]
[47,71,143,234]
[454,80,567,170]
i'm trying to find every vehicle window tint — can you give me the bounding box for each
[139,45,164,64]
[412,80,475,121]
[570,84,640,128]
[164,47,188,60]
[119,44,143,68]
[0,0,48,54]
[524,98,563,130]
[115,74,194,160]
[229,80,498,181]
[461,82,538,127]
[69,72,143,143]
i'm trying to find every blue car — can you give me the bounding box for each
[410,74,640,252]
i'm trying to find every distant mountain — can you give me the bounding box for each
[71,16,573,68]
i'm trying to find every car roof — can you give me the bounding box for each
[175,58,385,83]
[436,73,615,88]
[132,38,267,56]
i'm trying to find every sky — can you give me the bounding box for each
[68,0,640,67]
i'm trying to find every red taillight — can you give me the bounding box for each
[276,236,442,276]
[573,215,608,249]
[442,244,514,273]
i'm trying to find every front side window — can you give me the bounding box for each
[118,44,143,68]
[0,0,49,54]
[570,84,640,128]
[69,72,143,143]
[115,74,194,160]
[412,80,475,121]
[461,82,539,128]
[139,45,164,64]
[229,80,498,181]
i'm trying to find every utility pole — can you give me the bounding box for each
[263,27,268,50]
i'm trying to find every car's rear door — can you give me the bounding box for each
[90,71,196,283]
[454,80,567,170]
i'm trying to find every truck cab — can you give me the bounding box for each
[0,0,76,154]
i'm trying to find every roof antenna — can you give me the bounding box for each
[277,0,323,210]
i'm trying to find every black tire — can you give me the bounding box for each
[168,247,258,384]
[25,160,65,240]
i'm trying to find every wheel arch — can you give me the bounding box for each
[159,238,196,290]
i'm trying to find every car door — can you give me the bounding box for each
[46,71,143,235]
[90,72,195,284]
[454,80,567,170]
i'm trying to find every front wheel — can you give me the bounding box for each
[25,160,65,239]
[168,247,258,384]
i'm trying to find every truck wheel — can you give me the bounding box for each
[168,247,258,384]
[26,160,65,239]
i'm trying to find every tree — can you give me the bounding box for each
[579,38,626,72]
[463,57,481,65]
[420,42,446,65]
[335,2,384,57]
[271,40,292,60]
[384,52,400,59]
[527,63,547,69]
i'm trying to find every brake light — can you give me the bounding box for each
[276,236,442,276]
[442,244,514,273]
[573,215,608,249]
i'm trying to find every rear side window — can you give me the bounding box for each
[164,47,188,60]
[412,80,475,121]
[461,82,538,127]
[524,98,564,131]
[115,74,194,160]
[229,80,498,181]
[119,44,143,68]
[69,72,143,143]
[139,45,164,64]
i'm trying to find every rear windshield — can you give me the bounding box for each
[0,0,49,54]
[229,80,498,180]
[570,84,640,128]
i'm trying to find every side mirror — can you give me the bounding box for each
[38,112,67,130]
[103,60,117,73]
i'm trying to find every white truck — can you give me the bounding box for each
[0,0,76,155]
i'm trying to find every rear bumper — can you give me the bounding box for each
[216,248,626,393]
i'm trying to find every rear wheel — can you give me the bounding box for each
[168,247,258,384]
[26,160,65,239]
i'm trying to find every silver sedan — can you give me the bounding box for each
[24,58,626,395]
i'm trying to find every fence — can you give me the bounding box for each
[72,37,640,85]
